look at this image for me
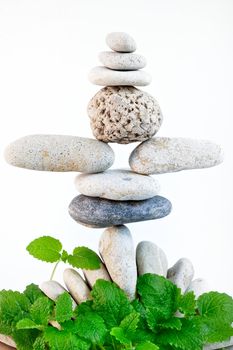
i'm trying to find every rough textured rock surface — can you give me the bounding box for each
[186,278,210,298]
[136,241,168,276]
[167,258,194,293]
[106,32,137,53]
[83,262,111,288]
[75,169,160,201]
[129,137,224,174]
[40,280,77,309]
[88,66,151,86]
[4,134,115,173]
[99,51,146,70]
[69,194,172,228]
[63,268,91,304]
[88,86,162,144]
[99,225,137,299]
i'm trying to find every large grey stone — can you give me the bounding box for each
[99,51,146,70]
[106,32,136,53]
[68,194,172,228]
[83,262,111,288]
[40,280,77,309]
[63,268,91,304]
[129,137,223,174]
[167,258,194,293]
[88,66,151,86]
[4,134,114,173]
[186,278,210,298]
[136,241,168,276]
[75,169,160,201]
[203,338,233,349]
[88,86,162,144]
[99,225,137,299]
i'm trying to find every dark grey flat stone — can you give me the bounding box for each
[68,195,172,228]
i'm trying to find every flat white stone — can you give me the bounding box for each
[167,258,194,293]
[4,134,114,173]
[63,268,91,304]
[106,32,136,53]
[129,137,223,175]
[75,169,160,201]
[203,338,233,350]
[40,280,77,309]
[99,51,146,71]
[0,335,16,348]
[99,225,137,299]
[186,278,210,298]
[136,241,168,276]
[83,262,111,288]
[88,66,152,86]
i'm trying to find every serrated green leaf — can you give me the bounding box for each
[75,300,93,317]
[61,249,69,263]
[111,311,140,345]
[12,329,40,350]
[74,311,107,345]
[198,316,233,343]
[91,280,133,329]
[27,236,62,263]
[159,317,182,330]
[33,337,46,350]
[136,341,160,350]
[55,292,73,323]
[67,247,101,270]
[30,297,53,326]
[110,327,131,345]
[24,284,44,304]
[178,291,196,316]
[44,326,90,350]
[17,318,43,330]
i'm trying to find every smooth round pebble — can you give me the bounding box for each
[0,335,16,348]
[136,241,168,277]
[88,66,152,86]
[83,262,111,288]
[63,268,91,304]
[88,86,162,144]
[4,134,115,173]
[75,169,160,201]
[167,258,194,293]
[186,278,210,298]
[69,194,172,228]
[40,280,77,309]
[106,32,136,53]
[99,51,146,70]
[129,137,224,174]
[203,338,233,350]
[99,225,137,299]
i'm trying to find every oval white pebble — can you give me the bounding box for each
[99,225,137,299]
[203,338,233,350]
[99,51,146,71]
[88,66,152,86]
[75,169,160,201]
[106,32,136,53]
[136,241,168,276]
[167,258,194,293]
[186,278,210,298]
[40,280,77,309]
[83,262,111,288]
[63,268,91,304]
[0,335,16,348]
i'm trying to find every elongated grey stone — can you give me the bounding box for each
[167,258,194,293]
[99,51,146,70]
[99,225,137,299]
[69,194,172,228]
[63,268,91,304]
[106,32,136,53]
[203,338,233,349]
[40,280,77,309]
[75,169,160,201]
[129,137,223,175]
[136,241,168,277]
[4,134,114,173]
[89,66,152,86]
[83,262,111,288]
[186,278,210,298]
[0,335,16,348]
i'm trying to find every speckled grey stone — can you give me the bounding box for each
[136,241,168,277]
[129,137,223,175]
[88,86,162,144]
[83,262,111,288]
[203,338,233,350]
[106,32,136,53]
[63,268,91,304]
[75,169,160,201]
[167,258,194,293]
[186,278,210,298]
[40,280,77,309]
[68,194,172,228]
[88,66,151,86]
[99,51,146,70]
[99,225,137,299]
[4,134,114,173]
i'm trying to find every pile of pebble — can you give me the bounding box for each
[2,32,231,350]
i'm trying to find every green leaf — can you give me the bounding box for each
[178,291,196,316]
[136,341,160,350]
[110,327,131,345]
[24,284,44,304]
[111,311,140,345]
[17,318,43,330]
[91,279,133,329]
[55,292,73,323]
[12,329,40,350]
[33,337,46,350]
[67,247,101,270]
[159,317,182,330]
[30,297,53,326]
[75,300,93,317]
[61,249,69,263]
[198,316,233,343]
[44,326,90,350]
[74,312,107,345]
[27,236,62,263]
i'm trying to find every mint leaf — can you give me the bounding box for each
[30,297,53,326]
[67,247,101,270]
[33,337,46,350]
[44,326,90,350]
[55,292,73,323]
[198,316,233,343]
[74,311,107,345]
[17,318,43,330]
[159,317,182,330]
[110,327,131,345]
[178,291,196,316]
[24,284,44,304]
[12,329,40,350]
[111,311,140,345]
[136,342,160,350]
[91,280,133,329]
[61,250,69,263]
[27,236,62,263]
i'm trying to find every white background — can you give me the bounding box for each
[0,0,232,295]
